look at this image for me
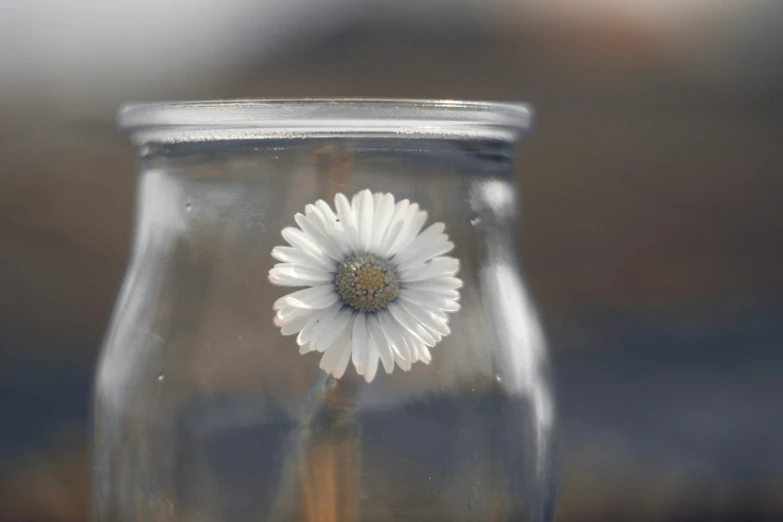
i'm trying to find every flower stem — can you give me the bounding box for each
[295,373,362,522]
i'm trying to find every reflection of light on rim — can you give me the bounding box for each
[269,189,462,382]
[117,99,533,144]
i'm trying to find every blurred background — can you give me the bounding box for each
[1,0,782,521]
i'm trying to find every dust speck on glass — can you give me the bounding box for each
[269,189,462,381]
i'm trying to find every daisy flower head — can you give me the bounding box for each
[269,189,462,382]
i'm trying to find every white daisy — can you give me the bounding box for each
[269,189,462,382]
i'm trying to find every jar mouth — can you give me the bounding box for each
[118,98,533,144]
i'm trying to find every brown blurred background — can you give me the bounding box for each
[1,1,782,521]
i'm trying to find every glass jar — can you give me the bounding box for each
[94,99,557,522]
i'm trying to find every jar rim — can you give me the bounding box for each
[118,98,533,144]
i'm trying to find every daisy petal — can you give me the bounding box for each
[296,303,341,346]
[312,308,353,353]
[404,336,420,365]
[439,298,460,313]
[275,304,306,321]
[268,270,326,287]
[309,206,352,259]
[399,257,459,282]
[396,241,455,274]
[321,321,352,376]
[386,203,418,255]
[335,193,359,250]
[398,288,460,313]
[313,200,352,256]
[378,219,405,258]
[394,347,412,371]
[303,204,329,229]
[413,322,437,346]
[407,335,420,362]
[295,213,344,261]
[405,208,428,239]
[315,199,338,222]
[372,192,384,211]
[392,223,445,264]
[391,208,428,254]
[274,285,338,310]
[354,189,374,250]
[418,343,432,364]
[423,276,463,290]
[386,301,437,347]
[384,301,415,330]
[269,264,333,286]
[367,314,394,374]
[364,341,380,382]
[392,198,411,216]
[371,193,395,249]
[331,341,353,378]
[378,309,411,362]
[379,199,409,248]
[395,234,454,271]
[302,205,324,228]
[397,297,451,337]
[410,281,461,299]
[281,227,323,259]
[352,313,367,375]
[320,341,345,375]
[272,246,334,272]
[415,337,432,363]
[310,203,351,256]
[278,309,316,335]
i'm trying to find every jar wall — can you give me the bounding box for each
[94,137,557,522]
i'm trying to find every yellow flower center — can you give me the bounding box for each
[336,253,399,312]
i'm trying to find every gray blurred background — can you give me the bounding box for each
[1,1,782,521]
